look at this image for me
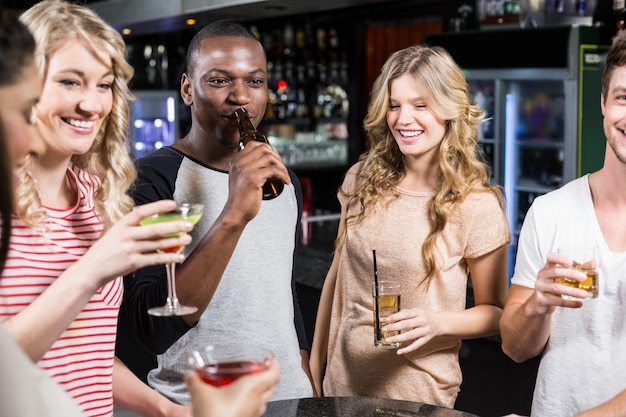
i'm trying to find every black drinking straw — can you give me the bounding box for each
[373,249,380,334]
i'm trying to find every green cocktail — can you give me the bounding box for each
[140,208,203,252]
[140,202,204,316]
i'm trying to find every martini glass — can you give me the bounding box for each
[188,342,274,387]
[140,202,204,316]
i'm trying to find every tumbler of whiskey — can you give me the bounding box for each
[556,245,599,300]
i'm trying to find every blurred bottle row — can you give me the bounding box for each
[251,22,350,126]
[249,20,351,170]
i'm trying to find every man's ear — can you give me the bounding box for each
[181,73,193,106]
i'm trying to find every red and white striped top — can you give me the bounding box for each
[0,164,122,417]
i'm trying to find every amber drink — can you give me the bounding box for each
[556,245,599,300]
[372,280,401,349]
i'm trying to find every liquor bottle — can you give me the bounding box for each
[314,60,329,119]
[328,28,339,50]
[614,0,626,32]
[316,27,326,54]
[283,23,294,57]
[554,0,564,13]
[295,25,305,56]
[234,108,284,200]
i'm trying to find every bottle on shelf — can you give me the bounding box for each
[295,25,306,56]
[614,0,626,32]
[234,107,284,200]
[316,27,327,53]
[314,60,328,119]
[554,0,565,13]
[249,25,261,41]
[283,23,294,57]
[328,28,339,51]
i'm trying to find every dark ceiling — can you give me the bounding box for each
[4,0,446,37]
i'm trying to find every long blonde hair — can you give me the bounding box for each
[341,44,505,285]
[17,0,136,229]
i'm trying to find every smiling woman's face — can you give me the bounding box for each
[0,61,43,184]
[34,39,114,159]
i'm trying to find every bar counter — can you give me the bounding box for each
[262,396,479,417]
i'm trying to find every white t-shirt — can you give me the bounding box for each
[512,175,626,417]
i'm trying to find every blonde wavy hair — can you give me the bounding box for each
[17,0,136,229]
[341,44,505,285]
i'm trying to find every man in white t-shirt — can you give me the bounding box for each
[500,31,626,417]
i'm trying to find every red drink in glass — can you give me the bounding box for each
[189,342,274,386]
[196,359,269,386]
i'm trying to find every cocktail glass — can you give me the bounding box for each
[188,342,274,387]
[140,202,204,316]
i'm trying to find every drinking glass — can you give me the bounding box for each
[556,244,599,300]
[140,202,204,316]
[372,280,401,349]
[188,342,274,387]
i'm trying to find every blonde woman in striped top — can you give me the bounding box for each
[0,1,195,416]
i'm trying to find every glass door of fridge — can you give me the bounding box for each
[467,69,576,278]
[130,91,180,160]
[504,79,567,234]
[502,74,577,276]
[467,79,501,184]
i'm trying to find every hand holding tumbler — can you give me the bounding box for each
[556,244,599,300]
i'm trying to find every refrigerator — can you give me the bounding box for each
[427,25,608,278]
[130,90,180,159]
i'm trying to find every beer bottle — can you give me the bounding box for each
[234,107,284,200]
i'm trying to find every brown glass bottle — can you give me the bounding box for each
[234,107,284,200]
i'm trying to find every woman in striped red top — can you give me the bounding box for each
[0,6,280,417]
[0,2,196,417]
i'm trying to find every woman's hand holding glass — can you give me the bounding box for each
[75,200,194,289]
[381,307,440,355]
[185,359,280,417]
[140,202,204,316]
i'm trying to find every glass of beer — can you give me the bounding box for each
[556,245,599,300]
[372,280,401,349]
[188,342,274,387]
